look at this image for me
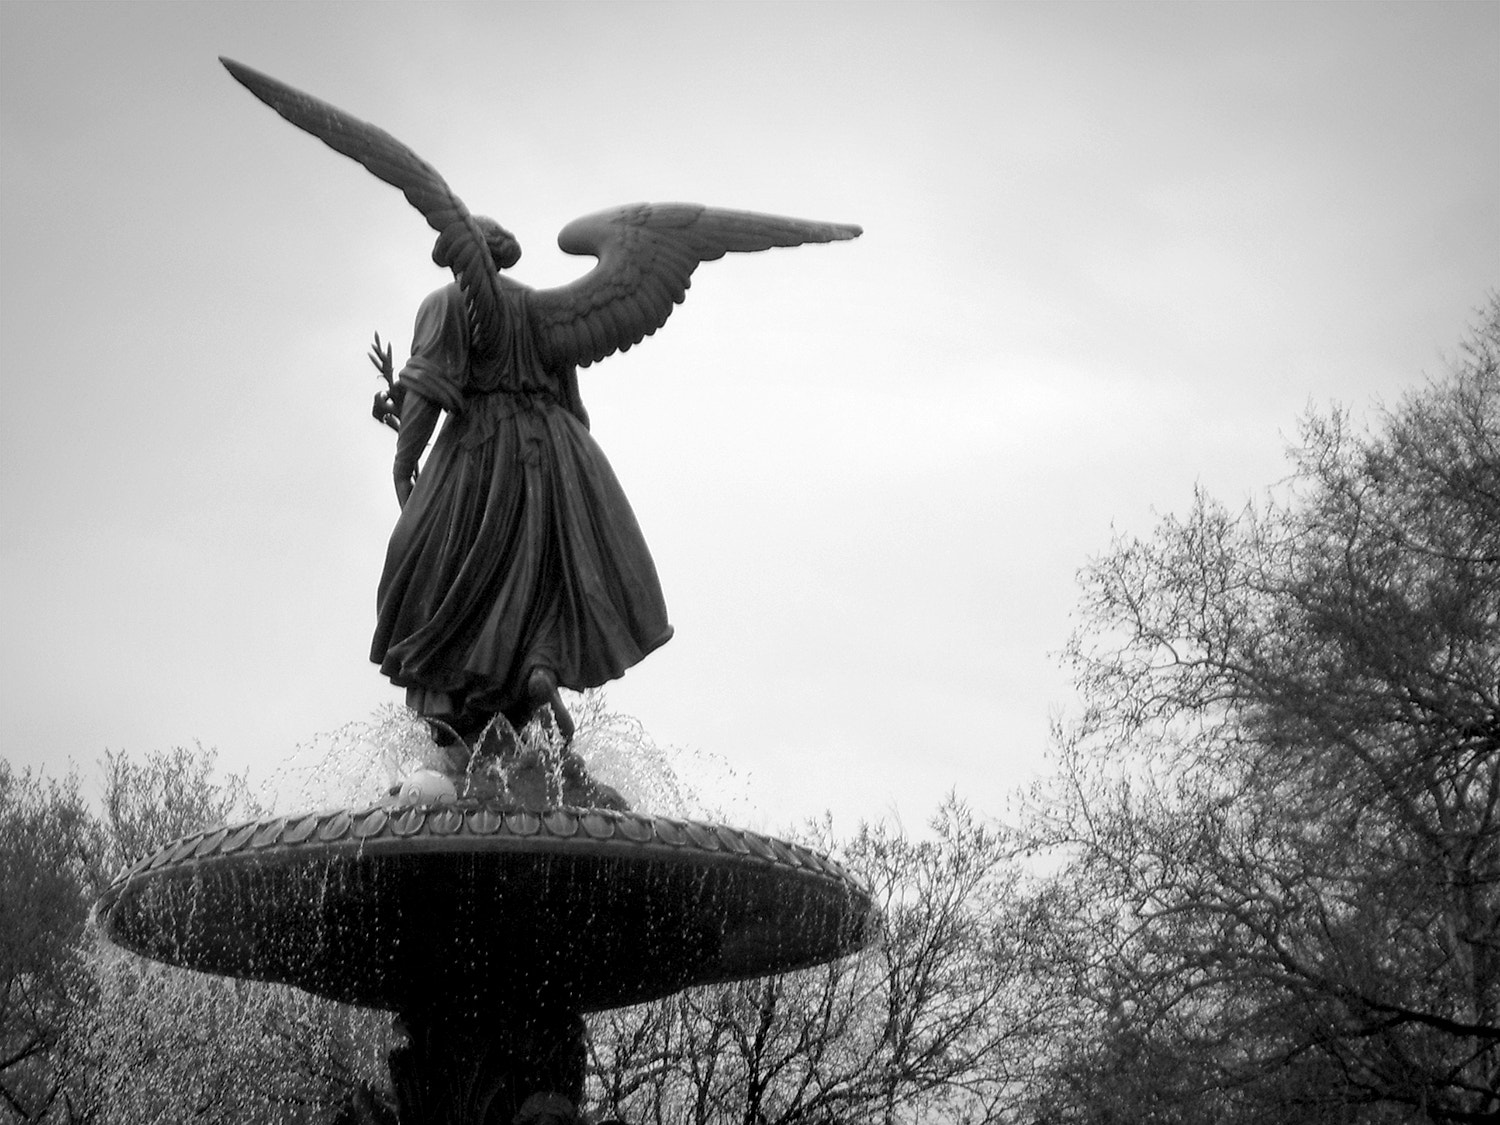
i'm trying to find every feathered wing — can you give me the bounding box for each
[530,204,862,368]
[219,58,508,358]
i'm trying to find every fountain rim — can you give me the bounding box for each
[94,799,872,925]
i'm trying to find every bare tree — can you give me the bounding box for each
[2,745,395,1124]
[0,763,103,1122]
[588,800,1056,1125]
[1024,299,1500,1124]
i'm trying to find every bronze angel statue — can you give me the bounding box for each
[221,59,860,752]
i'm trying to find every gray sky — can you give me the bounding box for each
[2,2,1496,833]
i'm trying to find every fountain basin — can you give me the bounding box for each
[93,801,875,1015]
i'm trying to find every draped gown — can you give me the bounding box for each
[370,281,673,730]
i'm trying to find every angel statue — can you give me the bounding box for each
[221,59,860,758]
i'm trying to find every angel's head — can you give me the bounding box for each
[432,215,522,272]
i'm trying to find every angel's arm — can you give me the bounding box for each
[388,289,468,507]
[392,390,439,507]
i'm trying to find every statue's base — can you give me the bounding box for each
[395,744,630,813]
[93,800,875,1122]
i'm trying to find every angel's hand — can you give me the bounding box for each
[368,332,395,384]
[373,390,401,432]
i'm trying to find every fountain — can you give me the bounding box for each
[92,60,870,1123]
[92,757,873,1119]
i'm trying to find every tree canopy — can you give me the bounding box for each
[1026,297,1499,1123]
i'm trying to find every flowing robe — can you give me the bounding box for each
[370,282,672,727]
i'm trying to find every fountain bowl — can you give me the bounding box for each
[93,800,876,1015]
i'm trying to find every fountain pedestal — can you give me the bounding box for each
[389,1006,585,1124]
[93,799,874,1122]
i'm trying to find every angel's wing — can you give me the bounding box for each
[219,58,509,359]
[530,204,862,368]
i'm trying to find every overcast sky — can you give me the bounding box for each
[2,2,1496,833]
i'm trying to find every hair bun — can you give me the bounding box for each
[430,218,521,270]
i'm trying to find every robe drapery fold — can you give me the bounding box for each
[371,283,672,725]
